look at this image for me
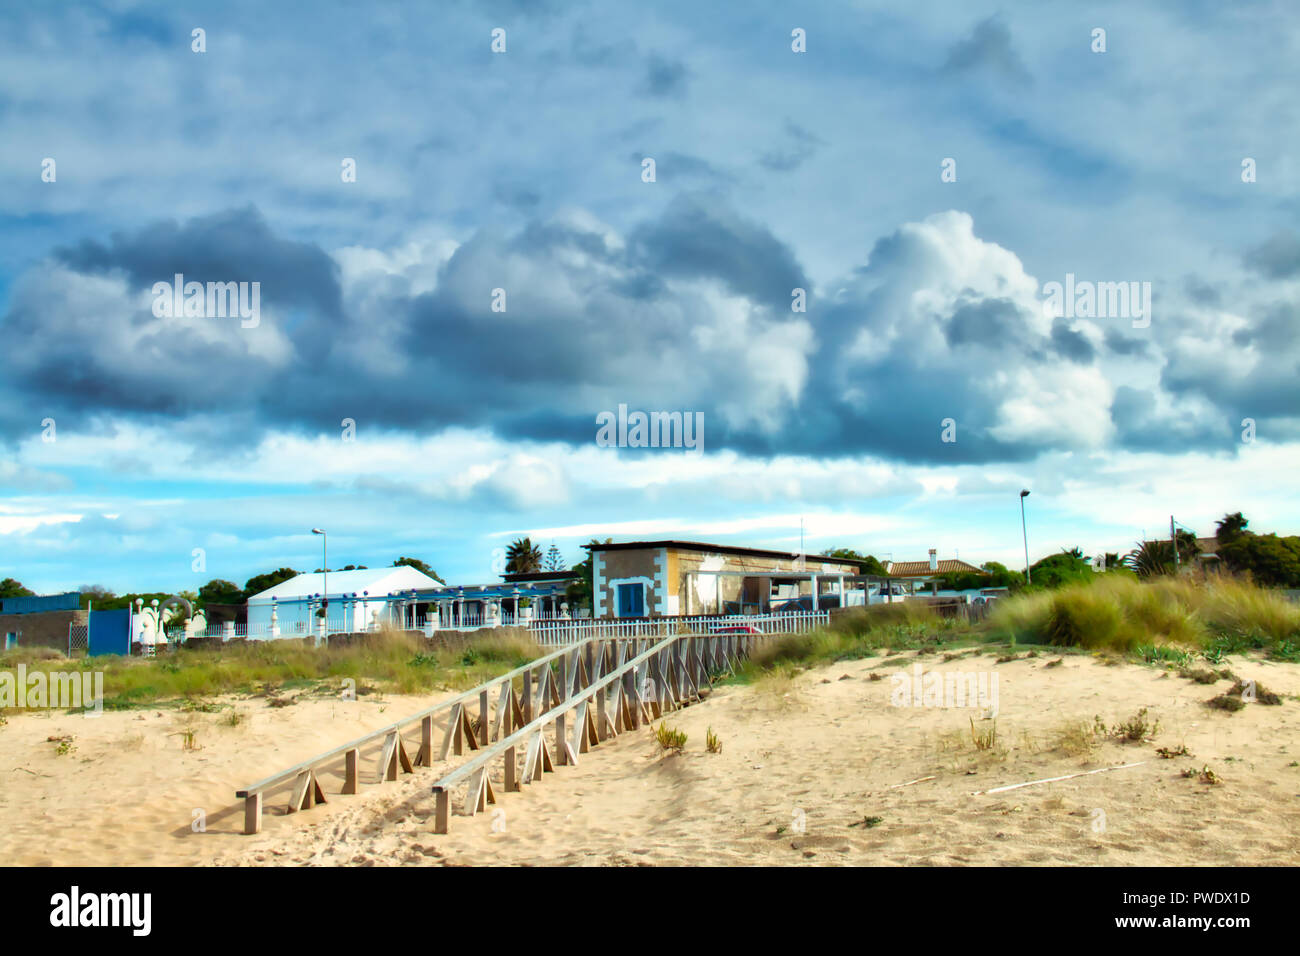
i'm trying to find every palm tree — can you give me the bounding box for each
[506,537,543,573]
[1124,540,1173,578]
[1215,512,1248,544]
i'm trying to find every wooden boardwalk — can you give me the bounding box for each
[234,633,757,835]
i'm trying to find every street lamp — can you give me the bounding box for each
[1019,490,1031,586]
[311,528,327,620]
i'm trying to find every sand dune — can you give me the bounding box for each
[3,650,1297,867]
[220,650,1300,866]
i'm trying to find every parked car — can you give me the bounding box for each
[710,624,761,634]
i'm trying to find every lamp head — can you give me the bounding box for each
[1020,489,1030,498]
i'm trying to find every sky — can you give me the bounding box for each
[1,0,1298,595]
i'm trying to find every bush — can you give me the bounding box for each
[1045,588,1123,649]
[990,572,1299,657]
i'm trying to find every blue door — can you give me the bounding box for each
[616,583,645,617]
[88,608,132,656]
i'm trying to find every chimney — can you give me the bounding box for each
[928,549,938,572]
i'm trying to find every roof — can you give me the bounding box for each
[0,591,80,614]
[584,540,867,569]
[1145,536,1220,558]
[886,558,982,578]
[246,566,442,602]
[501,570,581,582]
[415,582,570,599]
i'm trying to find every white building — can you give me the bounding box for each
[245,566,442,639]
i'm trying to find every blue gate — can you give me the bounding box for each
[88,608,132,656]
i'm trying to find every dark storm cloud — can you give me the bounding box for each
[642,54,688,98]
[942,16,1031,86]
[54,206,343,320]
[628,194,807,304]
[758,120,823,173]
[6,202,1291,465]
[1104,328,1150,357]
[1050,317,1096,364]
[1244,230,1300,280]
[945,298,1024,347]
[1108,386,1226,453]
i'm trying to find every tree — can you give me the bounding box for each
[1027,550,1094,589]
[819,548,887,575]
[0,578,35,599]
[78,585,116,608]
[937,564,1025,590]
[1218,533,1300,587]
[392,557,444,584]
[506,537,543,573]
[544,542,566,572]
[198,579,244,605]
[1215,512,1249,544]
[1123,540,1173,579]
[565,538,611,609]
[242,567,299,597]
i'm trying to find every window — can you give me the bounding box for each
[616,583,645,618]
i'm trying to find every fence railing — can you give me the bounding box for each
[529,611,830,645]
[233,631,760,835]
[430,631,757,832]
[234,639,595,834]
[153,609,830,646]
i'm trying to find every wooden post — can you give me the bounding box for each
[504,744,518,791]
[243,793,262,835]
[433,787,449,834]
[418,715,433,766]
[523,670,533,724]
[343,748,359,794]
[478,689,489,748]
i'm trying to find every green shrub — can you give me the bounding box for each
[1045,588,1123,649]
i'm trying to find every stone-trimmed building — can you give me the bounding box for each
[585,541,868,619]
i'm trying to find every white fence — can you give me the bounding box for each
[158,609,829,645]
[529,611,830,646]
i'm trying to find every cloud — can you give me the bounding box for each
[642,54,688,98]
[942,16,1031,86]
[1244,230,1300,280]
[4,201,1295,469]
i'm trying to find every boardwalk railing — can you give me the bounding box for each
[234,639,595,834]
[233,632,759,835]
[530,611,828,645]
[430,631,756,832]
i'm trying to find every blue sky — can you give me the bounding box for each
[2,0,1298,595]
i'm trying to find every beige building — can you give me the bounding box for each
[587,541,867,618]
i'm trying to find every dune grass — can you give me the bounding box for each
[725,602,987,685]
[0,627,544,713]
[727,575,1298,688]
[989,573,1300,658]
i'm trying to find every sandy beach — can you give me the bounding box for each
[6,647,1294,867]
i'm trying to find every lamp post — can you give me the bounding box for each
[1019,490,1032,586]
[311,528,327,625]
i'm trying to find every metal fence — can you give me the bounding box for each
[67,623,88,656]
